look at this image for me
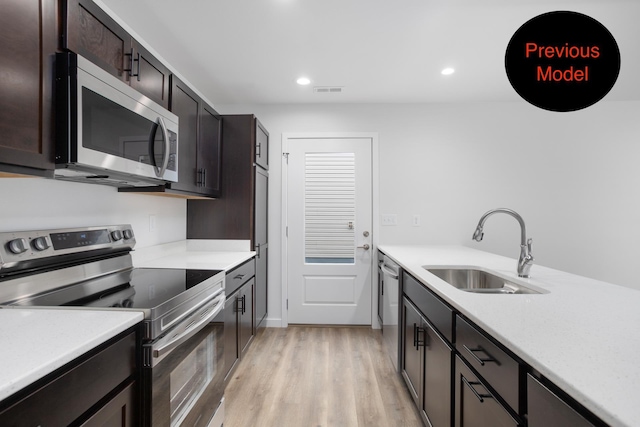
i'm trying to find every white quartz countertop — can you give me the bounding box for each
[0,309,142,402]
[378,244,640,427]
[132,240,255,271]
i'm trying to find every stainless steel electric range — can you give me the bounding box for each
[0,225,226,427]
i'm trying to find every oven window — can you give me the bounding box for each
[81,88,169,168]
[170,333,216,426]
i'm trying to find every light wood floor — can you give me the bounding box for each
[224,326,423,427]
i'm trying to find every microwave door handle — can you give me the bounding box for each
[155,117,171,178]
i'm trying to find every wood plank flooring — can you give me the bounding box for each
[224,326,423,427]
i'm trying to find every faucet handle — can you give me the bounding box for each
[526,238,534,258]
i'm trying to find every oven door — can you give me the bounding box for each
[143,294,225,427]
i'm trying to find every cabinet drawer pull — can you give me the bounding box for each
[463,344,500,366]
[461,376,494,403]
[234,274,246,280]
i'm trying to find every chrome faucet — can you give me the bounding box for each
[472,208,534,278]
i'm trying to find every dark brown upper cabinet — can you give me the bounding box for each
[164,75,222,198]
[169,76,200,195]
[255,121,269,170]
[0,0,57,177]
[198,103,223,196]
[62,0,170,109]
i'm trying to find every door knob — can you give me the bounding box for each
[357,244,370,250]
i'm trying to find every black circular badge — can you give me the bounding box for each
[505,11,620,112]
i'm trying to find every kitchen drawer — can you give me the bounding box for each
[226,258,255,295]
[456,315,520,414]
[403,271,453,343]
[454,355,519,427]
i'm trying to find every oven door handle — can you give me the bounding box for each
[152,294,224,359]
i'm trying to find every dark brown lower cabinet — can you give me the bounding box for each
[454,356,519,427]
[527,374,595,427]
[221,290,240,381]
[402,298,423,405]
[255,242,268,328]
[402,297,452,427]
[399,270,607,427]
[238,278,255,355]
[216,259,256,384]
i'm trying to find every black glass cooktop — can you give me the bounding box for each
[26,268,222,309]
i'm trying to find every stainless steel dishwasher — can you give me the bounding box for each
[380,254,401,370]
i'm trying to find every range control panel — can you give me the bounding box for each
[0,225,135,271]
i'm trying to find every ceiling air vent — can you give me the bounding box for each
[313,86,343,93]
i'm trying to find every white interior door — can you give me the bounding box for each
[285,137,373,325]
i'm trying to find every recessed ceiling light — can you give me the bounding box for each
[441,68,455,76]
[297,77,311,85]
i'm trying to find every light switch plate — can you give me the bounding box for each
[381,214,398,226]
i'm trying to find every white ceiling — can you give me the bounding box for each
[99,0,640,105]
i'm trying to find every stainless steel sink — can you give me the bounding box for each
[423,267,545,294]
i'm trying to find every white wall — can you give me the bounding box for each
[4,100,637,325]
[218,100,640,325]
[0,178,186,248]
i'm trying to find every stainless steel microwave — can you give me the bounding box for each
[55,52,178,187]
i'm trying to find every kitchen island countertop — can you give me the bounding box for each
[379,244,640,427]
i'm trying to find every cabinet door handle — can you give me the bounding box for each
[256,142,262,157]
[235,296,244,314]
[462,344,501,366]
[255,243,261,257]
[197,168,207,187]
[416,327,427,348]
[461,376,494,403]
[413,323,418,350]
[125,49,140,80]
[124,48,134,75]
[242,295,246,314]
[135,52,141,81]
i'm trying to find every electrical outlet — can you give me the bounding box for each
[149,214,157,232]
[412,215,421,227]
[381,214,398,226]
